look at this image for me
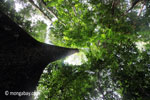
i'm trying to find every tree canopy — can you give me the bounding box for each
[1,0,150,100]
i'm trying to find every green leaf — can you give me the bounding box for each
[58,0,64,4]
[101,34,106,39]
[47,2,57,7]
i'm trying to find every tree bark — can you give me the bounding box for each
[0,10,78,100]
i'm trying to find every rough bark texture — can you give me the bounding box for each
[0,11,78,100]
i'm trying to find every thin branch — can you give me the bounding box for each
[138,3,145,16]
[40,0,58,19]
[72,6,77,16]
[126,0,141,13]
[28,0,52,21]
[111,0,120,15]
[122,0,141,16]
[40,0,66,26]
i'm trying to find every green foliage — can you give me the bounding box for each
[37,61,96,100]
[31,21,47,42]
[92,41,150,100]
[48,0,133,48]
[39,0,150,100]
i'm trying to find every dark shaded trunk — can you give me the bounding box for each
[0,11,78,100]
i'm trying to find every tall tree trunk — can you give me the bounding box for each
[0,10,78,100]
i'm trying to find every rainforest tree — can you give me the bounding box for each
[0,1,78,100]
[1,0,150,100]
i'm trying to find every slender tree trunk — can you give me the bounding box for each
[28,0,53,21]
[40,0,58,19]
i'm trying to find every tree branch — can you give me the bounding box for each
[126,0,141,13]
[40,0,66,26]
[28,0,52,21]
[40,0,58,19]
[72,6,77,16]
[138,3,145,16]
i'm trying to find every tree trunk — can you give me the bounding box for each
[0,10,78,100]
